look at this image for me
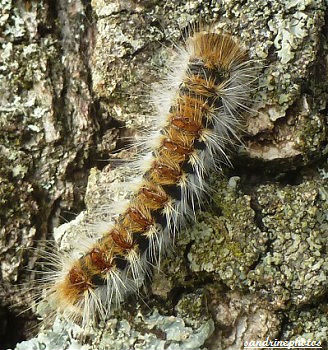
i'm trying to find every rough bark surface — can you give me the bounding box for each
[1,0,328,349]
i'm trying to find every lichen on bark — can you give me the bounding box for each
[2,0,328,349]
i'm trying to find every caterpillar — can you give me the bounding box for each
[36,29,256,326]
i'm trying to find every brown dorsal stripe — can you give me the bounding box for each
[171,116,202,134]
[111,228,134,251]
[89,248,113,273]
[162,139,193,156]
[139,185,168,207]
[127,207,153,231]
[68,266,90,291]
[153,162,181,183]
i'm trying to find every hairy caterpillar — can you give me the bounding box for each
[35,29,256,326]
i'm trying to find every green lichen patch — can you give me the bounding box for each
[283,307,328,343]
[248,180,328,307]
[151,177,267,295]
[175,290,211,329]
[187,177,267,290]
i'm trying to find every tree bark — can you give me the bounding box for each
[1,0,327,349]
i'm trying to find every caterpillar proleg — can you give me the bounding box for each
[36,29,256,326]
